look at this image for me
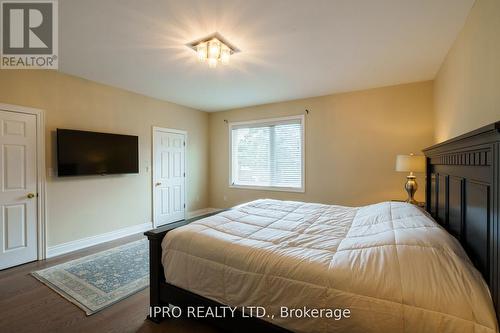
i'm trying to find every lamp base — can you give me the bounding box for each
[404,174,418,204]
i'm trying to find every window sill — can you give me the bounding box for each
[229,184,305,193]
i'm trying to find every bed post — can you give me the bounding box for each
[147,235,163,321]
[144,220,190,322]
[144,212,224,322]
[425,155,432,214]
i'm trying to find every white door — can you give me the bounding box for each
[153,129,186,226]
[0,110,38,270]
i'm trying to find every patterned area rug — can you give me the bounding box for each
[32,239,149,315]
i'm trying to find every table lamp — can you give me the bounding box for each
[395,153,426,204]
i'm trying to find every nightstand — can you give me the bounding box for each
[391,200,425,208]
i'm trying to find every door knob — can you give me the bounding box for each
[155,182,161,186]
[27,193,35,199]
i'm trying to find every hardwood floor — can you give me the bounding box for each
[0,234,221,333]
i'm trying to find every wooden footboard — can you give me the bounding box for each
[144,211,291,332]
[144,219,190,321]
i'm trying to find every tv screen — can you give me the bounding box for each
[57,129,139,176]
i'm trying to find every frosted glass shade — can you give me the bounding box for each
[395,154,425,173]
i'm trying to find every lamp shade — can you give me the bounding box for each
[395,154,425,173]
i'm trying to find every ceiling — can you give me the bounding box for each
[59,0,474,112]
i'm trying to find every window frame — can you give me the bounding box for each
[228,115,305,193]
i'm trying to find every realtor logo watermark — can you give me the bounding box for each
[1,0,58,69]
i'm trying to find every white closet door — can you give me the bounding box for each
[153,129,186,226]
[0,110,38,270]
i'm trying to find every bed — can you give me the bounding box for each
[145,121,500,332]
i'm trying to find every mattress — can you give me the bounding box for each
[161,199,497,333]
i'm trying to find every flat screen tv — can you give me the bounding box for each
[57,129,139,176]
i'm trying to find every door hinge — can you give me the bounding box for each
[183,141,186,146]
[184,203,186,208]
[183,172,186,177]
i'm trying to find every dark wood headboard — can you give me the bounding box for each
[423,121,500,318]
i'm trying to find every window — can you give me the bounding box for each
[229,115,304,192]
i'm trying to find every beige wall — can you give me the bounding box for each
[10,6,492,246]
[208,81,434,209]
[0,70,208,247]
[434,0,500,142]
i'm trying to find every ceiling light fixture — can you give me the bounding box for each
[187,33,239,68]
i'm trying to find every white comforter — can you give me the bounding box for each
[161,199,497,333]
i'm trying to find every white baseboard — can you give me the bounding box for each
[187,207,220,219]
[46,208,220,259]
[46,222,152,258]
